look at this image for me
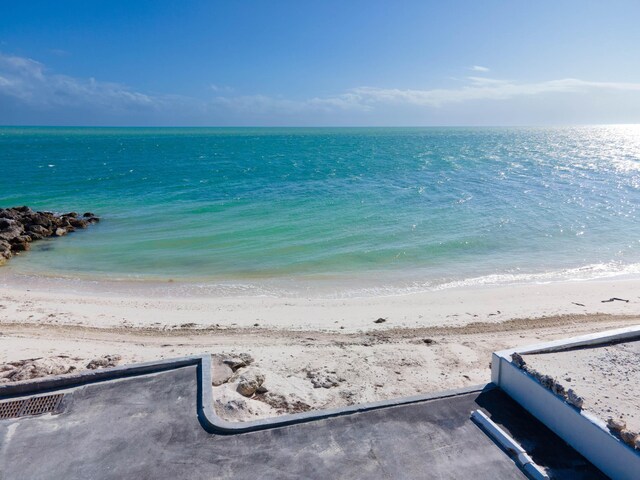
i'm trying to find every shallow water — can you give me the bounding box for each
[2,126,640,296]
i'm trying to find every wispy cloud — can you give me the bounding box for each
[210,83,234,93]
[470,65,490,72]
[207,77,640,113]
[2,51,640,124]
[49,48,70,57]
[0,52,158,111]
[210,92,373,114]
[338,78,640,108]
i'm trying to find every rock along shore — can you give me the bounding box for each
[0,206,99,265]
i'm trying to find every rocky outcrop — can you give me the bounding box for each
[0,206,99,265]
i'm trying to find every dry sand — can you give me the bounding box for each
[1,277,639,421]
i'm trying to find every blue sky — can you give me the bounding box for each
[1,0,640,126]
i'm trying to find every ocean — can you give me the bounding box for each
[1,126,640,297]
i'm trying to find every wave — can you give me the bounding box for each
[4,261,640,299]
[432,262,640,290]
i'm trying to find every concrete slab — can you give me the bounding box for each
[0,360,605,479]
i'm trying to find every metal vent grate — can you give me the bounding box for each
[0,399,25,419]
[0,394,64,419]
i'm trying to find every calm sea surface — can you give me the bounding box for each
[2,126,640,296]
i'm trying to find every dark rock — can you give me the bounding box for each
[511,352,526,369]
[11,233,32,243]
[0,207,99,264]
[82,212,95,218]
[0,209,18,220]
[68,217,88,229]
[551,381,566,397]
[374,318,386,324]
[27,224,51,238]
[56,218,75,232]
[0,218,24,242]
[256,384,269,394]
[539,374,554,389]
[10,235,32,252]
[567,389,584,409]
[29,212,54,228]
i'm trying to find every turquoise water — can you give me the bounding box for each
[2,126,640,295]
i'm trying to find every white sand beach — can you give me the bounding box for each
[1,277,639,421]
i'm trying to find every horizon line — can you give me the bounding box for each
[1,123,640,129]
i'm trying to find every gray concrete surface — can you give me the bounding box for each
[0,363,606,479]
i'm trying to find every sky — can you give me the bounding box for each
[1,0,640,126]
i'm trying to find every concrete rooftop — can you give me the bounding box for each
[0,357,606,479]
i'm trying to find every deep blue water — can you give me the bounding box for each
[2,126,640,295]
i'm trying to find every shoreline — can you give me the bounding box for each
[1,275,639,331]
[4,258,640,299]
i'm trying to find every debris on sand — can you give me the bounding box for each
[306,369,346,389]
[86,354,122,370]
[600,297,629,303]
[0,357,77,382]
[253,392,311,414]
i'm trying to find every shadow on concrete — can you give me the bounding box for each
[476,390,609,479]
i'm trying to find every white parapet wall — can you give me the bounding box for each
[491,325,640,480]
